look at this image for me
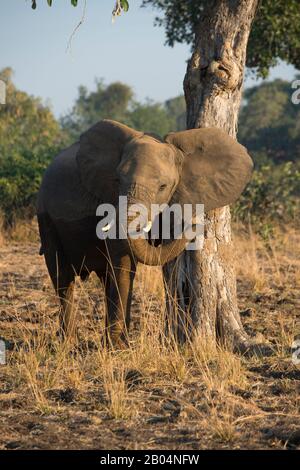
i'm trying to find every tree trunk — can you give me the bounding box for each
[163,0,260,352]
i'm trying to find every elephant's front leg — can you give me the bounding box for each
[105,253,136,348]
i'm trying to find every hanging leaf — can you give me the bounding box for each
[112,0,129,22]
[30,0,129,15]
[120,0,129,12]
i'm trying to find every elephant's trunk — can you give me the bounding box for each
[126,214,191,266]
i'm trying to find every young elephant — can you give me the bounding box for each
[37,119,253,347]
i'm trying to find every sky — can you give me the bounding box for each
[0,0,297,118]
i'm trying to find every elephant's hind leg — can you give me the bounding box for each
[49,253,77,341]
[38,214,77,342]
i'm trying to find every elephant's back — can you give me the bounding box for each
[38,142,99,221]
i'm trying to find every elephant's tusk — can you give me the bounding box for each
[102,220,115,232]
[143,221,152,233]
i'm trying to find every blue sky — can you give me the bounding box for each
[0,0,297,118]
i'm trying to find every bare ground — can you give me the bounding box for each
[0,226,299,450]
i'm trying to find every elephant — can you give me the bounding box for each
[37,119,253,348]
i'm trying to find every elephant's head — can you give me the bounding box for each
[76,119,253,266]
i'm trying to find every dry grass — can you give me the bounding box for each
[0,221,299,449]
[234,223,300,293]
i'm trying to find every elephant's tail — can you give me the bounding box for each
[37,212,55,257]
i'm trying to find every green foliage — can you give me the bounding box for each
[247,0,300,78]
[128,101,174,137]
[238,78,300,164]
[142,0,300,78]
[61,81,134,141]
[233,161,300,234]
[61,80,186,141]
[120,0,129,12]
[0,68,64,225]
[165,96,186,132]
[236,78,300,232]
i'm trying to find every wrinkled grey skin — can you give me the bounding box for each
[37,119,253,348]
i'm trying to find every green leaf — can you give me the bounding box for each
[120,0,129,12]
[47,0,52,6]
[31,0,37,9]
[71,0,78,6]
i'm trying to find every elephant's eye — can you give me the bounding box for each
[159,183,167,192]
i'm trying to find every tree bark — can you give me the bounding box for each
[163,0,260,351]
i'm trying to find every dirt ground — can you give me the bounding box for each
[0,226,299,450]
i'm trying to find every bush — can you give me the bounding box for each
[233,161,300,236]
[0,68,65,226]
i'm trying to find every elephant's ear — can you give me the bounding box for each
[165,128,253,212]
[76,119,142,199]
